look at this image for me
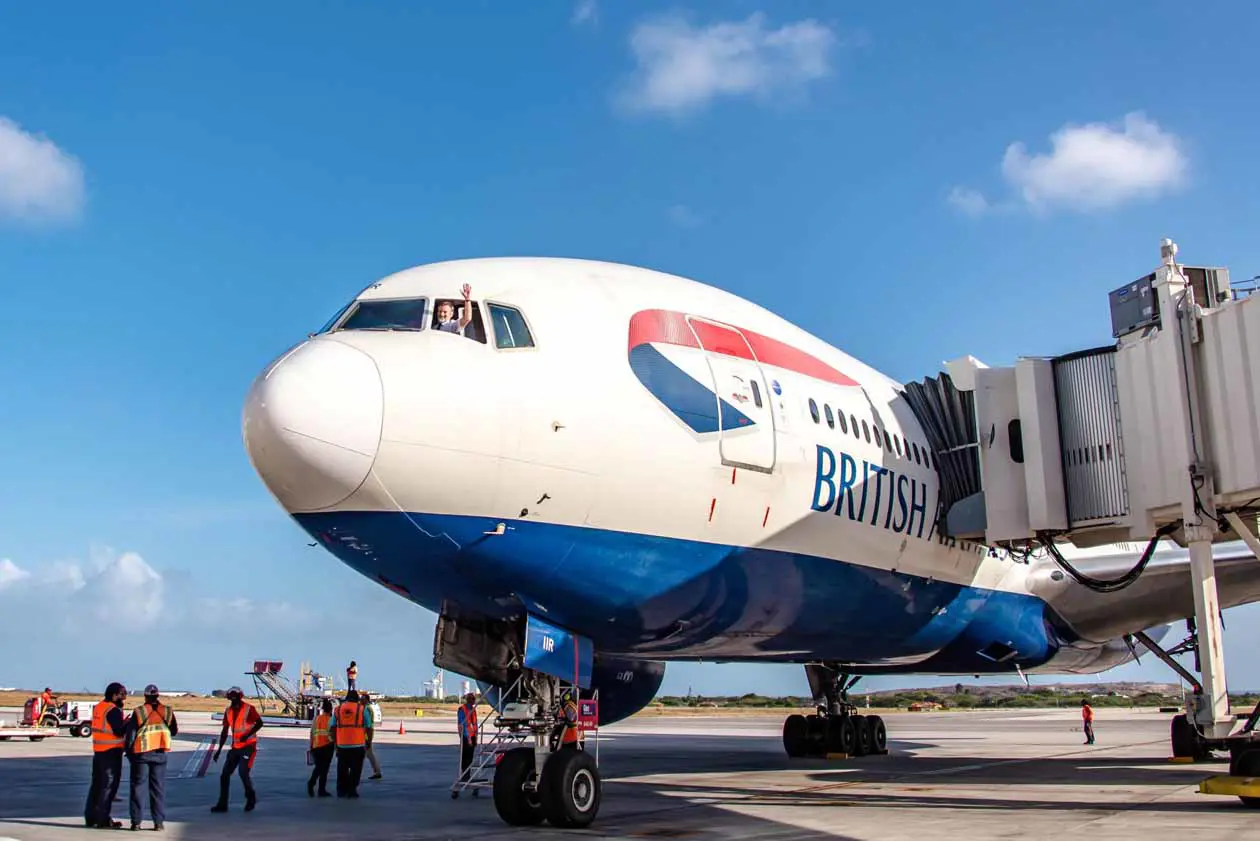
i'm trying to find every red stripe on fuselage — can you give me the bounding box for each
[627,309,858,387]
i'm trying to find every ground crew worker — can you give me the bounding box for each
[211,686,263,813]
[84,682,128,829]
[40,687,56,715]
[307,699,334,797]
[1082,698,1096,744]
[557,688,581,749]
[361,691,383,780]
[126,684,178,831]
[456,692,478,784]
[333,690,367,797]
[346,661,358,692]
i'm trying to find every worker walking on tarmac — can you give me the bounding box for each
[346,661,358,692]
[333,690,367,797]
[456,692,478,786]
[84,682,128,829]
[212,687,263,813]
[360,691,383,780]
[307,699,335,797]
[126,684,178,831]
[1082,698,1096,745]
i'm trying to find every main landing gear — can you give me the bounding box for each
[783,664,888,759]
[491,671,601,829]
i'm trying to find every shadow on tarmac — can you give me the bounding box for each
[0,729,1239,839]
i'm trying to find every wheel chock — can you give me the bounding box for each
[1168,756,1197,763]
[824,753,850,760]
[1198,775,1260,797]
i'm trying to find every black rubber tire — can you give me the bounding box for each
[1230,748,1260,809]
[851,715,871,757]
[782,714,808,758]
[867,715,888,753]
[540,749,601,829]
[1170,714,1210,760]
[74,722,91,738]
[805,714,827,756]
[492,748,545,826]
[826,715,856,756]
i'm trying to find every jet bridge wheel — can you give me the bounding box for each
[1229,748,1260,809]
[540,747,602,829]
[492,747,545,826]
[1171,714,1211,761]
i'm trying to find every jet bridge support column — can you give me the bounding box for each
[1188,534,1234,739]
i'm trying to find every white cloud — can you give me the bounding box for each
[0,116,86,225]
[617,12,836,116]
[950,112,1187,216]
[667,204,701,227]
[0,558,30,590]
[572,0,598,27]
[947,186,990,217]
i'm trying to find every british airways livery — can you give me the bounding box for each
[242,257,1260,827]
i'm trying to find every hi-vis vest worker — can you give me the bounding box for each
[132,702,174,754]
[93,699,125,753]
[335,701,365,748]
[457,699,478,742]
[311,711,333,749]
[226,701,260,750]
[560,692,580,745]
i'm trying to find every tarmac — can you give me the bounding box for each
[0,706,1253,840]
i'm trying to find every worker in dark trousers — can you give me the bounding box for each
[333,691,366,798]
[307,699,335,797]
[211,687,263,813]
[1082,699,1096,744]
[85,682,128,829]
[456,692,478,788]
[126,684,178,831]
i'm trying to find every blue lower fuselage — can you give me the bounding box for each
[294,510,1078,676]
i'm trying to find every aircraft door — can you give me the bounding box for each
[686,317,777,472]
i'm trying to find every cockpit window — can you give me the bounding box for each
[316,301,355,335]
[488,304,535,349]
[433,299,488,344]
[336,298,428,331]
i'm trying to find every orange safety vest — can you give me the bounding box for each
[458,703,478,741]
[561,700,581,745]
[225,703,259,749]
[92,700,124,752]
[311,713,333,749]
[1082,705,1094,723]
[132,703,173,754]
[335,702,365,748]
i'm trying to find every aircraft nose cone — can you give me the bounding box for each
[243,338,383,511]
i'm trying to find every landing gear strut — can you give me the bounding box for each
[783,664,887,759]
[490,670,601,829]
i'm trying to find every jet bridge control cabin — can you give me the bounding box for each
[903,238,1260,805]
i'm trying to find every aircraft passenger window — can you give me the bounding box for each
[808,398,819,423]
[862,420,870,443]
[336,298,428,331]
[487,304,535,349]
[912,442,921,465]
[872,427,881,448]
[751,380,763,408]
[895,435,903,457]
[850,415,859,439]
[839,412,848,434]
[883,432,892,453]
[824,404,835,429]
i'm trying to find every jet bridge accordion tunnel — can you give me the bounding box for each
[903,244,1260,553]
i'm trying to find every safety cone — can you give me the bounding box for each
[398,721,405,735]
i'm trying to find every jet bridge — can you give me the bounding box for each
[904,238,1260,801]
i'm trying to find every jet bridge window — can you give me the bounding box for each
[487,303,535,349]
[334,298,429,331]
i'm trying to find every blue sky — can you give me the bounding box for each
[2,1,1259,698]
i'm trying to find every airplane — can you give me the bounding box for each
[241,257,1260,827]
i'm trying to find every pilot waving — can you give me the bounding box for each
[436,284,474,336]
